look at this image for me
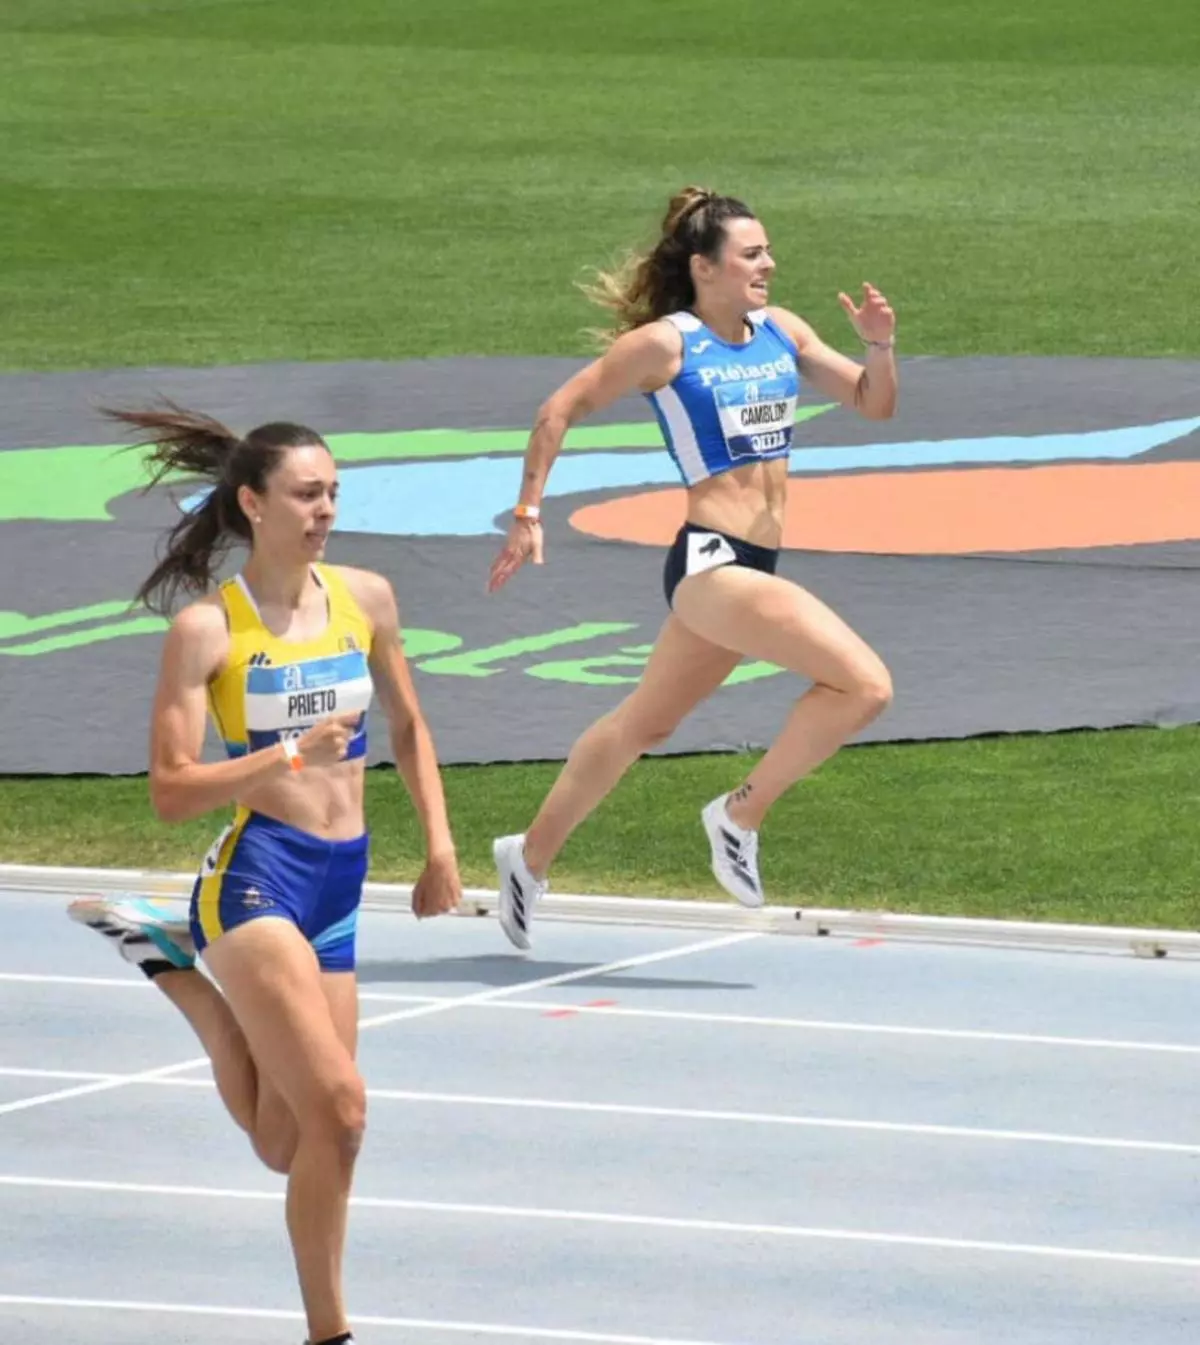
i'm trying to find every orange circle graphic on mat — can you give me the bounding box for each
[568,462,1200,554]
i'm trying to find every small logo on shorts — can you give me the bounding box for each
[686,531,737,577]
[241,887,272,909]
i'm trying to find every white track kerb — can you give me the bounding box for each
[2,862,1197,960]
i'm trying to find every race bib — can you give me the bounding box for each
[714,376,796,460]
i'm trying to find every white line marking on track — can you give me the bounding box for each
[0,1294,734,1344]
[329,1087,1200,1157]
[0,972,151,988]
[1,1068,1194,1157]
[3,1173,1198,1270]
[8,970,1198,1056]
[0,1055,209,1118]
[0,933,757,1119]
[353,932,759,1031]
[468,999,1200,1056]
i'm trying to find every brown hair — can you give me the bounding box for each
[105,403,328,616]
[583,186,757,343]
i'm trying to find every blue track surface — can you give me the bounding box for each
[1,887,1198,1344]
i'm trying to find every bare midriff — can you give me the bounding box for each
[684,457,790,549]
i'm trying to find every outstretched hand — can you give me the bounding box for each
[487,519,544,593]
[838,283,896,345]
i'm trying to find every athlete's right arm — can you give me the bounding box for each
[148,603,355,823]
[487,321,681,593]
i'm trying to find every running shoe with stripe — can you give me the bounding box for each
[701,794,764,908]
[68,895,197,979]
[493,834,547,952]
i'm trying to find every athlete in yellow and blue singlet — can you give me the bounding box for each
[66,409,462,1345]
[190,563,375,971]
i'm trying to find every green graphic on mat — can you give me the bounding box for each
[0,407,837,523]
[0,602,786,685]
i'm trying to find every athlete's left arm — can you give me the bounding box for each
[346,567,462,919]
[767,285,897,420]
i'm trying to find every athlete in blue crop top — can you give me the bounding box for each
[488,187,899,949]
[66,406,463,1345]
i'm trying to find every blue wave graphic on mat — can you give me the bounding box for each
[182,415,1200,538]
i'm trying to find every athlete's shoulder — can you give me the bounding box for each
[611,317,684,361]
[326,565,396,624]
[160,595,229,680]
[170,594,228,639]
[592,319,683,397]
[764,305,816,351]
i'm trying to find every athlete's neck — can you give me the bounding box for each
[241,555,316,611]
[692,302,753,347]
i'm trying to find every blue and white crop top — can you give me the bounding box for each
[646,310,802,486]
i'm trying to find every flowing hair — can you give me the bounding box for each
[103,402,328,616]
[582,186,757,345]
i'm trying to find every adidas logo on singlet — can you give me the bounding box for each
[248,651,273,667]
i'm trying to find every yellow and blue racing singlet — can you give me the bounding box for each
[207,564,374,764]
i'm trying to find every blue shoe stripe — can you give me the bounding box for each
[143,926,194,969]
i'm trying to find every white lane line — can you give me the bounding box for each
[0,1067,128,1083]
[353,932,760,1031]
[2,1173,1198,1270]
[0,933,757,1119]
[337,1087,1200,1157]
[0,972,151,988]
[0,1294,733,1344]
[8,970,1199,1057]
[0,1055,210,1117]
[481,1000,1200,1056]
[2,1067,1194,1158]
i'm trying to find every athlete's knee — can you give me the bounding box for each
[848,662,893,719]
[630,718,677,750]
[814,658,892,722]
[304,1070,368,1159]
[612,699,681,752]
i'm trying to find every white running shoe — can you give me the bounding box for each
[701,794,764,908]
[493,834,547,952]
[68,895,196,976]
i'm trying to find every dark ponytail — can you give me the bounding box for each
[582,186,757,344]
[103,402,327,616]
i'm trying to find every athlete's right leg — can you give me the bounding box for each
[673,564,893,906]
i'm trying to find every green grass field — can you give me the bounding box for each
[2,1,1198,927]
[3,1,1199,368]
[3,726,1198,928]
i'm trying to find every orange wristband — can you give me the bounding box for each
[281,737,305,771]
